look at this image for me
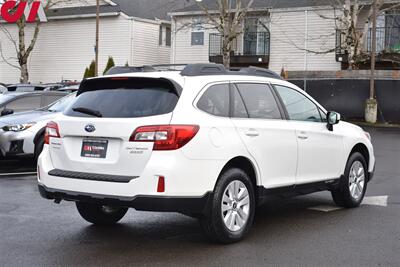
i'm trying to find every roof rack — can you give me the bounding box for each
[105,65,155,75]
[180,63,282,80]
[106,63,282,80]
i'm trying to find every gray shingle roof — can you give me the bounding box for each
[112,0,190,20]
[172,0,333,13]
[47,5,121,18]
[47,0,191,20]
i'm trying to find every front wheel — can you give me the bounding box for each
[331,152,368,208]
[199,168,255,244]
[76,202,128,225]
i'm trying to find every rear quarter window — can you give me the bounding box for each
[65,78,179,118]
[197,84,230,117]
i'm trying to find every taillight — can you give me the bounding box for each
[44,121,60,144]
[130,125,199,150]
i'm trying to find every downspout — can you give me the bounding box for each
[172,16,177,64]
[130,18,135,65]
[304,10,308,92]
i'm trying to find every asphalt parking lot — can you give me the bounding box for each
[0,127,399,266]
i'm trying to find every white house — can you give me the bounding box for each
[0,0,189,83]
[170,0,400,73]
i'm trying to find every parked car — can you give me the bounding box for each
[38,64,375,243]
[7,84,48,92]
[43,83,64,91]
[0,91,68,117]
[57,84,79,93]
[0,84,6,94]
[0,93,76,159]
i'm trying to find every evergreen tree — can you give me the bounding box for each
[88,60,96,78]
[103,56,115,75]
[83,67,90,79]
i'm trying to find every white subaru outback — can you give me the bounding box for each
[38,64,375,243]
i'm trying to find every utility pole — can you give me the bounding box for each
[366,0,378,123]
[95,0,100,76]
[370,0,377,100]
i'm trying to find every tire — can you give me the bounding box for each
[76,202,128,225]
[331,152,368,208]
[199,168,256,244]
[34,135,45,161]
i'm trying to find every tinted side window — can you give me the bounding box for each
[274,85,322,122]
[6,96,42,112]
[236,83,281,120]
[232,86,248,118]
[197,84,229,117]
[43,95,64,106]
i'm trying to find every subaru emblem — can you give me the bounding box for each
[85,124,96,133]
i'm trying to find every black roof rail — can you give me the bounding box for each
[180,63,282,79]
[106,63,283,80]
[180,63,227,76]
[236,66,283,80]
[105,65,155,75]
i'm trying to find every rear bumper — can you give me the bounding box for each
[38,184,212,215]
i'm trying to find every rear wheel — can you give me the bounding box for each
[331,152,368,208]
[199,168,255,244]
[76,202,128,225]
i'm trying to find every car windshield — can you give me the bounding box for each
[47,93,76,112]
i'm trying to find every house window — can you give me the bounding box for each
[191,32,204,45]
[159,25,163,46]
[166,27,171,46]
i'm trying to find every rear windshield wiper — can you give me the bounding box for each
[72,107,103,118]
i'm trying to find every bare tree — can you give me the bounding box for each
[195,0,255,68]
[314,0,400,69]
[0,0,80,83]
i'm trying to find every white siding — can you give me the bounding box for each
[0,15,131,83]
[132,20,171,66]
[269,9,341,72]
[171,16,217,64]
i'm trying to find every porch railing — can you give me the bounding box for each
[336,26,400,57]
[209,31,270,57]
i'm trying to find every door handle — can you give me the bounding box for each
[297,131,308,140]
[245,129,259,137]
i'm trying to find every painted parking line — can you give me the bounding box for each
[362,195,388,207]
[0,172,36,177]
[308,195,389,212]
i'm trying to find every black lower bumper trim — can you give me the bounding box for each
[48,169,138,183]
[38,185,212,215]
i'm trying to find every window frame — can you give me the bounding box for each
[195,82,231,118]
[166,26,171,47]
[271,84,328,123]
[194,81,289,121]
[4,94,42,111]
[232,82,286,120]
[191,31,204,46]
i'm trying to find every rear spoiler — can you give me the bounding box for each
[78,77,183,96]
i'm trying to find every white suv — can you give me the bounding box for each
[38,64,375,243]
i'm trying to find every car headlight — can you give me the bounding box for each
[2,123,36,132]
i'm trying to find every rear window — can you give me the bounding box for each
[65,78,179,118]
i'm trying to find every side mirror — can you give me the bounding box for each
[1,108,14,116]
[327,111,340,131]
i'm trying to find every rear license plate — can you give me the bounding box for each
[81,139,108,158]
